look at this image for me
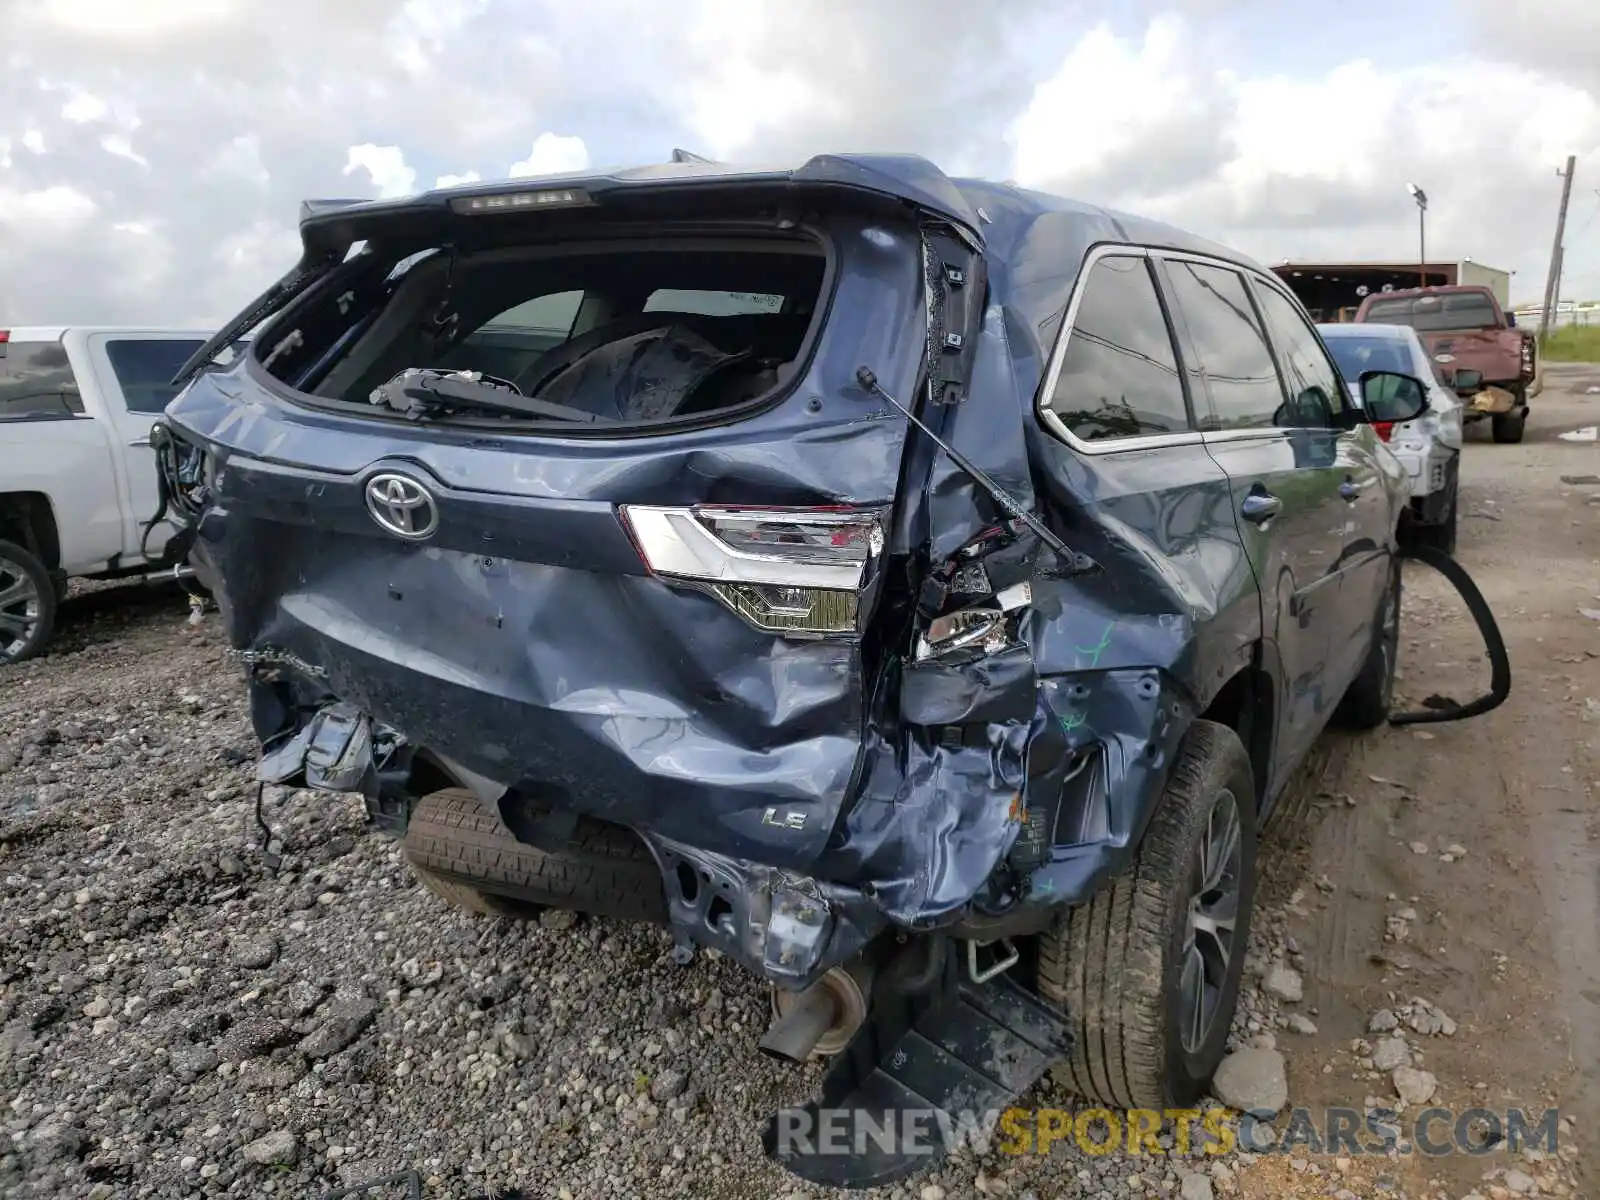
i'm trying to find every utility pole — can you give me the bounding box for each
[1539,156,1576,344]
[1407,183,1428,287]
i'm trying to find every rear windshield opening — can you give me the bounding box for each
[260,235,829,431]
[1324,334,1414,383]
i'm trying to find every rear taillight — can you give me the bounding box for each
[1372,421,1394,442]
[0,330,8,359]
[619,505,884,636]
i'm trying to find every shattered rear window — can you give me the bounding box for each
[268,238,827,431]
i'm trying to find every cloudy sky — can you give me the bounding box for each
[3,0,1598,326]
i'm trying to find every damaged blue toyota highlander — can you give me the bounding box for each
[155,154,1453,1186]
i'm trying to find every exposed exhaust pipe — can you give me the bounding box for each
[759,959,874,1063]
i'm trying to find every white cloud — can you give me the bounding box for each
[508,133,589,177]
[0,185,98,230]
[2,1,1599,324]
[1010,15,1600,303]
[40,0,241,37]
[388,0,493,72]
[678,0,823,160]
[1009,16,1230,204]
[342,143,417,199]
[100,132,150,167]
[60,90,110,124]
[435,170,482,189]
[203,134,270,187]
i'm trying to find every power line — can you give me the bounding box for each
[1568,189,1600,244]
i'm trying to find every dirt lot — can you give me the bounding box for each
[0,369,1596,1200]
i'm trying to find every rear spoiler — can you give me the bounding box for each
[299,198,370,221]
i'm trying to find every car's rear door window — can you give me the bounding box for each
[1251,284,1349,428]
[1160,261,1284,431]
[0,340,83,421]
[1044,254,1191,441]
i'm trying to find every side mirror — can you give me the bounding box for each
[1505,311,1517,328]
[1359,369,1429,423]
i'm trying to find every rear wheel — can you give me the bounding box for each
[1492,407,1526,444]
[403,787,667,923]
[1035,720,1257,1108]
[0,540,56,665]
[1335,553,1401,729]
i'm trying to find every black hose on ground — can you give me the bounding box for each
[1389,544,1511,725]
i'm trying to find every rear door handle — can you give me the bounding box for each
[1339,479,1361,501]
[1241,492,1282,523]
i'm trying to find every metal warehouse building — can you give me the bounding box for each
[1271,260,1514,323]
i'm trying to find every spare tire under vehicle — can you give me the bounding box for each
[402,787,668,924]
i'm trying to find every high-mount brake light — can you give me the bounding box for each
[448,188,594,215]
[619,506,883,636]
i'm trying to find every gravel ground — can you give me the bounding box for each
[3,374,1597,1199]
[0,593,1318,1200]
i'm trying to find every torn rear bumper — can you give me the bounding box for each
[239,608,1192,994]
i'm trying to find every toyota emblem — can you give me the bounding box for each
[364,472,439,540]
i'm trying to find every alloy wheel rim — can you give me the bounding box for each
[0,558,41,661]
[1178,788,1243,1054]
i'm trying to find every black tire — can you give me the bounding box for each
[412,866,546,920]
[1335,553,1401,730]
[1491,409,1526,444]
[1035,720,1258,1109]
[0,539,57,665]
[1411,487,1458,556]
[403,787,667,924]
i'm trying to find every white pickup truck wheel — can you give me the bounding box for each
[0,540,56,665]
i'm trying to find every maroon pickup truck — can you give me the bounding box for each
[1354,284,1536,443]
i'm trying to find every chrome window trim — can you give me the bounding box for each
[1034,244,1208,454]
[1035,243,1299,454]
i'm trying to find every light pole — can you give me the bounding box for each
[1407,183,1428,288]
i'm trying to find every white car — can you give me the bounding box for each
[0,326,224,662]
[1320,322,1464,553]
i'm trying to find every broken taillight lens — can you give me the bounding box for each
[619,505,884,636]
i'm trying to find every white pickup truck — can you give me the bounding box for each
[0,326,220,663]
